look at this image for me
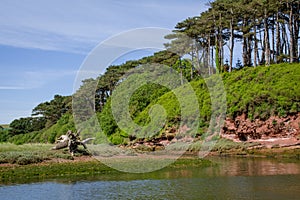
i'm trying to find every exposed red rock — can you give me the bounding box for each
[124,114,300,151]
[221,113,300,143]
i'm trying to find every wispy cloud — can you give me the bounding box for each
[0,86,27,90]
[0,25,97,55]
[0,0,208,54]
[0,69,77,90]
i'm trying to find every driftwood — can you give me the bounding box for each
[51,130,95,156]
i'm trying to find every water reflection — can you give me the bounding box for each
[207,157,300,176]
[1,157,300,200]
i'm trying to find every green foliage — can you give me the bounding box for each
[225,63,300,119]
[98,99,117,137]
[109,134,124,145]
[8,132,39,145]
[9,117,46,135]
[6,95,72,144]
[90,50,179,113]
[7,113,75,144]
[100,63,300,144]
[129,83,170,118]
[0,129,10,143]
[98,83,171,141]
[41,113,75,143]
[32,95,72,127]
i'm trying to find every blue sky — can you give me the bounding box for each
[0,0,209,124]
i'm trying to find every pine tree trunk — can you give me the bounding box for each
[179,57,183,85]
[276,12,281,63]
[229,15,234,72]
[264,8,270,66]
[289,3,294,63]
[220,38,224,70]
[195,42,201,75]
[207,35,211,75]
[211,39,214,71]
[254,18,258,67]
[271,15,275,63]
[218,13,223,71]
[190,42,195,80]
[191,44,194,80]
[242,18,248,66]
[259,29,265,65]
[203,46,207,71]
[293,2,299,62]
[281,23,288,56]
[216,34,220,72]
[247,35,252,66]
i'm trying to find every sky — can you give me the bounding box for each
[0,0,209,124]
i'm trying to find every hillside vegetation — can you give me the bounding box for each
[100,63,300,144]
[0,63,299,145]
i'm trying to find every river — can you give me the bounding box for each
[1,157,300,200]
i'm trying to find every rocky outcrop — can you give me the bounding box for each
[123,114,300,151]
[221,113,300,142]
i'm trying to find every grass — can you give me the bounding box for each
[0,143,81,165]
[0,143,52,152]
[0,143,213,184]
[0,160,113,184]
[0,158,213,185]
[0,143,110,183]
[246,148,300,159]
[212,138,261,152]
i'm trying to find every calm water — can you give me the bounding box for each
[1,157,300,200]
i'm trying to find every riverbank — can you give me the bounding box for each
[1,137,299,165]
[0,143,214,184]
[1,140,300,185]
[210,135,300,159]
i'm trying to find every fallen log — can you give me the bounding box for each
[51,130,94,155]
[51,141,68,150]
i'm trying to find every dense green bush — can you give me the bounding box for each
[40,113,75,143]
[9,117,46,135]
[98,83,171,139]
[100,63,300,144]
[224,63,300,119]
[0,129,10,143]
[6,114,75,144]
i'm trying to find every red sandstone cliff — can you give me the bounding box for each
[221,113,300,143]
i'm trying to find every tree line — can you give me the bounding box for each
[7,95,72,136]
[166,0,299,73]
